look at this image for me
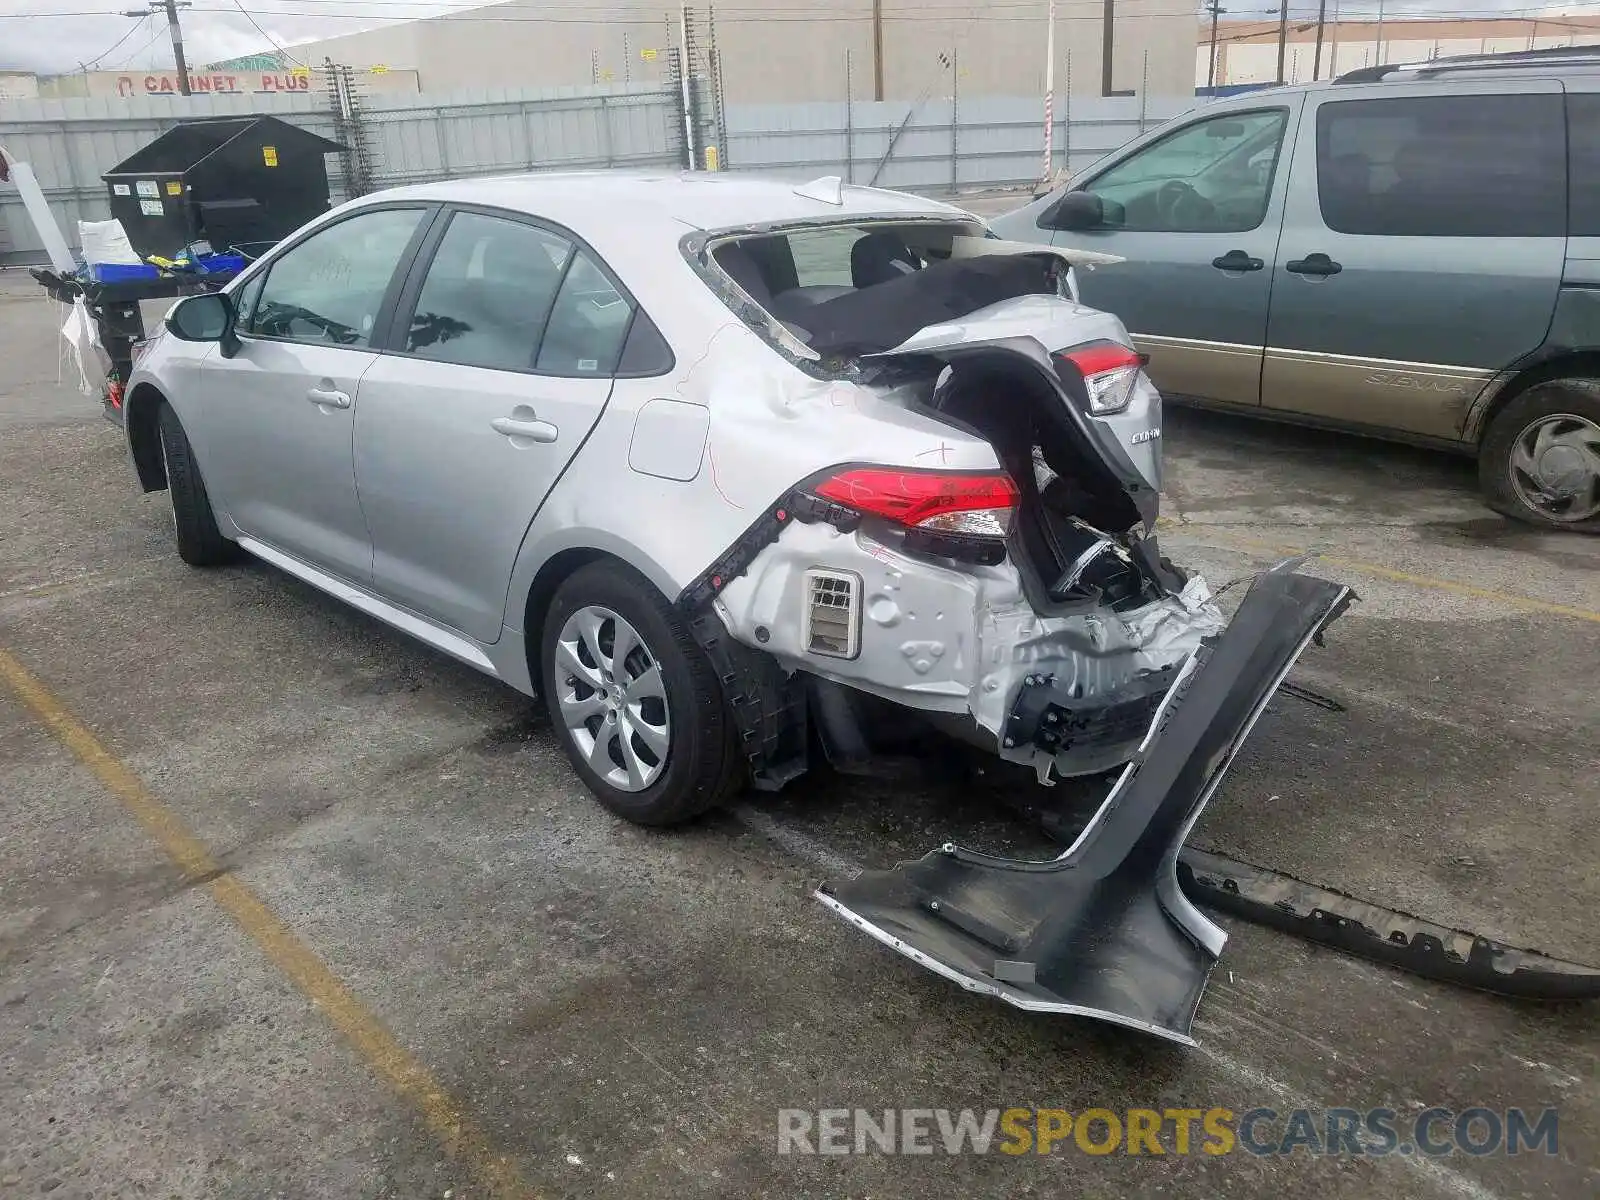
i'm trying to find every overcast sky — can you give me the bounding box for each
[0,0,1585,74]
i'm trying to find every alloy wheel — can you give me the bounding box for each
[554,605,671,792]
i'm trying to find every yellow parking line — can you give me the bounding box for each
[0,647,535,1200]
[1165,527,1600,625]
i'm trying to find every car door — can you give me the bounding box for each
[1262,81,1567,440]
[352,207,641,643]
[200,204,432,584]
[1043,100,1302,408]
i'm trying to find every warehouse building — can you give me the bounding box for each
[255,0,1201,104]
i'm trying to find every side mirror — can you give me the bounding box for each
[167,291,238,356]
[1038,190,1105,232]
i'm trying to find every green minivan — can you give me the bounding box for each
[991,47,1600,531]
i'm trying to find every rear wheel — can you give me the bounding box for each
[1479,381,1600,533]
[540,560,742,825]
[157,401,236,565]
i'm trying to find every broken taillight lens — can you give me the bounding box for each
[1055,341,1143,416]
[814,467,1019,539]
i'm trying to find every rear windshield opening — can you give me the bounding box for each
[704,220,1062,357]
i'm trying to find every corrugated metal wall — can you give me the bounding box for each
[0,84,686,266]
[0,84,1200,266]
[721,93,1201,192]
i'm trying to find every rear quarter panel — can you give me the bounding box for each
[501,316,1000,633]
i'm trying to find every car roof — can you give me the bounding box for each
[365,171,973,234]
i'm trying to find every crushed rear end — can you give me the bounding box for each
[696,229,1230,784]
[686,216,1355,1041]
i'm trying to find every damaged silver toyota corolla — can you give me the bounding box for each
[129,172,1348,1044]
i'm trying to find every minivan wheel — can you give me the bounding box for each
[540,560,743,825]
[156,401,236,565]
[1480,381,1600,533]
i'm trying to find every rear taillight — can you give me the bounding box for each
[813,467,1019,539]
[1054,341,1142,416]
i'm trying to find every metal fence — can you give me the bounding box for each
[0,83,689,266]
[721,92,1201,194]
[0,81,1200,266]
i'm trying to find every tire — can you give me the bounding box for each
[1479,380,1600,533]
[540,560,743,825]
[156,401,236,566]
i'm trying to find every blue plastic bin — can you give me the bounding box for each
[195,253,245,275]
[87,262,160,283]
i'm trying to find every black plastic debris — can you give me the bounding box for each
[818,565,1353,1045]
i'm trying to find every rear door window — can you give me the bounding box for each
[403,211,573,371]
[535,250,635,376]
[1314,93,1566,237]
[1567,94,1600,236]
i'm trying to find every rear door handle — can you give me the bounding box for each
[491,414,560,443]
[1285,253,1342,277]
[1211,249,1264,272]
[306,386,351,409]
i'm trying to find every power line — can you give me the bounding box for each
[81,12,150,66]
[228,0,306,64]
[0,2,1313,21]
[111,17,167,68]
[9,1,1600,21]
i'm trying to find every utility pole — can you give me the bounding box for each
[1042,0,1056,182]
[1312,0,1329,81]
[1275,0,1289,83]
[871,0,884,101]
[1328,0,1341,77]
[1374,0,1386,66]
[1101,0,1115,95]
[1206,0,1223,89]
[123,0,192,95]
[678,3,696,167]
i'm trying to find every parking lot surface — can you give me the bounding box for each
[2,269,1597,1198]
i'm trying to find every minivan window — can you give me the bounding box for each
[245,207,424,345]
[1567,94,1600,237]
[404,211,573,371]
[1080,109,1288,233]
[1315,94,1565,238]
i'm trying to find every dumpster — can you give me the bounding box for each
[103,115,345,261]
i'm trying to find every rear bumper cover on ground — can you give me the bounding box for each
[817,565,1353,1045]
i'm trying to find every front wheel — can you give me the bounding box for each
[540,561,743,825]
[1479,381,1600,533]
[157,401,236,565]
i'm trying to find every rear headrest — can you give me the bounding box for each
[713,242,772,306]
[851,231,921,289]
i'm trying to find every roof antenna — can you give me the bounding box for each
[793,176,845,205]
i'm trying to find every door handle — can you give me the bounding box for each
[306,386,351,409]
[1285,252,1342,277]
[1211,249,1264,272]
[491,414,560,443]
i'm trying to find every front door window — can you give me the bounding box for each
[1084,110,1289,233]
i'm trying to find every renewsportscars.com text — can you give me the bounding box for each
[777,1106,1559,1158]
